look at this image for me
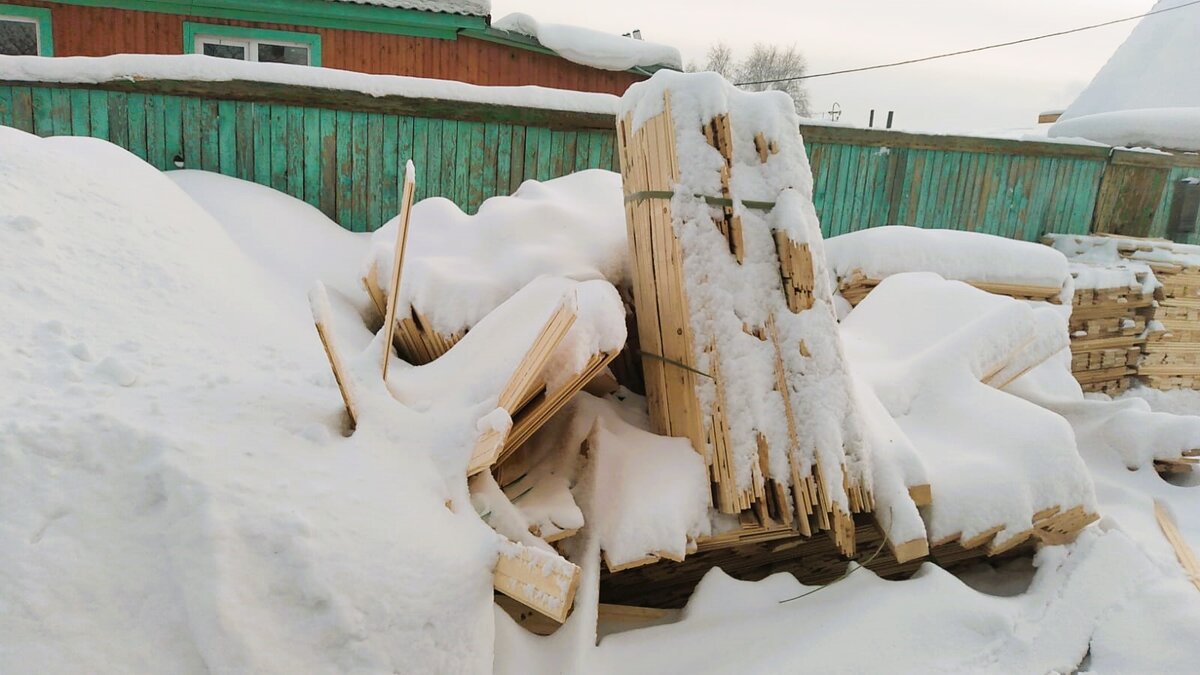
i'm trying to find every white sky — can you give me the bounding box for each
[489,0,1159,133]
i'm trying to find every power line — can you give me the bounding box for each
[735,0,1200,86]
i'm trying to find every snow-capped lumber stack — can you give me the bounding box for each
[617,72,872,558]
[1047,233,1200,391]
[363,259,465,365]
[1065,268,1157,395]
[827,227,1072,307]
[493,539,582,624]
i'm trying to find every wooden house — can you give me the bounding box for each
[0,0,672,94]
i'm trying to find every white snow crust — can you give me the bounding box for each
[332,0,490,15]
[492,13,681,72]
[0,53,618,115]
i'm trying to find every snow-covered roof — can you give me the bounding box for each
[329,0,490,17]
[1050,0,1200,150]
[491,13,681,72]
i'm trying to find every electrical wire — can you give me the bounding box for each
[735,0,1200,85]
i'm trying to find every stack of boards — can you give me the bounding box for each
[1124,242,1200,390]
[1066,270,1157,395]
[839,270,1064,307]
[309,168,625,628]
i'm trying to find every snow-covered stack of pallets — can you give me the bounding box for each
[1046,234,1200,391]
[1065,266,1157,395]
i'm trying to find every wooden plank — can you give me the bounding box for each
[493,540,581,624]
[381,168,418,379]
[1154,501,1199,593]
[254,103,273,187]
[144,94,166,170]
[234,101,254,181]
[366,112,385,229]
[105,92,128,148]
[201,99,221,173]
[509,125,527,193]
[424,118,442,202]
[31,87,54,137]
[125,93,147,159]
[309,284,359,428]
[440,119,458,203]
[69,89,90,137]
[87,90,109,140]
[270,105,290,193]
[50,88,72,136]
[381,114,401,220]
[163,95,183,170]
[10,86,34,133]
[453,120,475,210]
[0,86,13,127]
[218,100,237,177]
[482,122,500,202]
[287,106,306,200]
[183,98,203,171]
[465,121,487,212]
[411,116,429,202]
[335,110,354,229]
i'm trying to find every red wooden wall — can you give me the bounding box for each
[3,0,644,95]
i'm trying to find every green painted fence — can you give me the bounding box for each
[800,125,1113,242]
[0,78,619,231]
[3,77,1200,243]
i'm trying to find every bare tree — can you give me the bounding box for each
[687,42,810,116]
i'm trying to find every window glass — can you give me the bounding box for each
[202,41,247,61]
[0,17,38,56]
[258,43,309,66]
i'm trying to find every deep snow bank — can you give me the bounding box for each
[0,129,497,673]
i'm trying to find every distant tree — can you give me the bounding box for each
[687,42,810,117]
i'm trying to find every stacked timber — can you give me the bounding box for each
[1046,233,1200,391]
[840,270,1064,307]
[617,74,875,561]
[1066,266,1158,395]
[1140,261,1200,389]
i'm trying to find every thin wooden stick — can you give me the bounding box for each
[381,162,417,379]
[1155,500,1200,592]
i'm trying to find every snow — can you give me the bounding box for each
[332,0,490,15]
[492,13,681,72]
[826,226,1073,296]
[0,127,506,672]
[1053,0,1200,150]
[0,53,618,115]
[1049,107,1200,152]
[367,170,628,337]
[1060,0,1200,121]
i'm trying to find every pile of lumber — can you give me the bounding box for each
[1067,270,1157,395]
[1078,235,1200,390]
[308,165,628,628]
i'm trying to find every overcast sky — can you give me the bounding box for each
[489,0,1159,133]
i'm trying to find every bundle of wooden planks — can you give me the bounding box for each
[1067,272,1157,395]
[1140,263,1200,389]
[617,87,871,562]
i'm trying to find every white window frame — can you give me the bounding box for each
[193,34,314,66]
[0,14,42,57]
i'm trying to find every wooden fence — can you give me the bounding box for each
[0,79,619,232]
[3,76,1200,243]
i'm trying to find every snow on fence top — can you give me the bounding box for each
[332,0,490,16]
[492,13,682,72]
[0,54,618,116]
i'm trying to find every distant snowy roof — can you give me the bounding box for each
[1051,0,1200,150]
[491,13,681,72]
[330,0,489,17]
[1060,0,1200,120]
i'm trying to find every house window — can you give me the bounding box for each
[0,5,53,56]
[183,22,321,67]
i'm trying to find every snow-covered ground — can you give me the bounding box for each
[3,128,1199,673]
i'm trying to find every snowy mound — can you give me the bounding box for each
[493,13,682,71]
[0,128,498,672]
[1060,0,1200,121]
[1049,108,1200,152]
[826,226,1072,293]
[368,169,628,336]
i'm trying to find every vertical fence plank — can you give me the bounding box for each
[467,121,487,211]
[482,122,499,203]
[10,87,34,132]
[319,108,337,220]
[412,117,430,202]
[304,107,324,209]
[32,87,54,137]
[50,88,71,136]
[454,120,473,209]
[254,103,272,187]
[287,106,306,200]
[509,125,527,194]
[0,86,12,127]
[351,111,369,232]
[145,94,165,170]
[424,118,442,202]
[381,113,400,220]
[87,91,108,140]
[106,92,127,148]
[218,100,237,177]
[335,110,353,228]
[270,105,289,193]
[366,112,384,227]
[126,93,147,159]
[164,96,183,169]
[201,99,220,173]
[69,89,90,136]
[183,98,203,170]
